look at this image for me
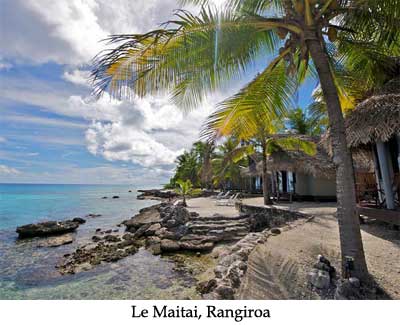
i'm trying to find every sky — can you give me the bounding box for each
[0,0,317,186]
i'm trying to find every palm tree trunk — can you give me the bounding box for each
[262,143,272,205]
[306,30,369,281]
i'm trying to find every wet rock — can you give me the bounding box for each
[104,229,112,234]
[16,220,80,238]
[112,196,120,199]
[227,267,241,289]
[92,235,102,242]
[95,228,102,232]
[215,285,234,300]
[160,239,180,252]
[144,223,161,236]
[214,265,228,278]
[133,224,151,238]
[137,189,177,200]
[148,243,162,255]
[196,279,217,294]
[37,234,74,247]
[102,197,108,199]
[122,233,135,241]
[104,235,121,243]
[72,217,86,224]
[179,241,214,252]
[123,205,162,232]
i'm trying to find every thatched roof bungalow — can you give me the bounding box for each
[345,77,400,223]
[240,137,338,201]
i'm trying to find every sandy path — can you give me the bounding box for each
[241,213,400,299]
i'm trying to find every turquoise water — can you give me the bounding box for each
[0,184,210,299]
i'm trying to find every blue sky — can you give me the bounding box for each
[0,0,317,185]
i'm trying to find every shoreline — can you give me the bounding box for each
[3,190,399,300]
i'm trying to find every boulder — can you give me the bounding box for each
[123,205,162,232]
[92,235,102,242]
[144,223,161,236]
[104,235,121,243]
[335,279,362,299]
[179,241,214,252]
[270,228,281,235]
[16,220,80,238]
[133,224,151,238]
[215,285,235,300]
[72,217,86,224]
[37,234,74,247]
[196,279,217,294]
[112,196,120,199]
[308,270,331,289]
[160,239,180,252]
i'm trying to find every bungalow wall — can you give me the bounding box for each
[294,172,336,201]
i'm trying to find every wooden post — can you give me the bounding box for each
[372,145,384,204]
[376,140,395,210]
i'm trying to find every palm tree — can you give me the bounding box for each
[204,95,316,205]
[193,141,215,189]
[287,107,323,135]
[211,138,249,190]
[175,179,200,206]
[91,0,399,281]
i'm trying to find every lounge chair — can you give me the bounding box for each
[212,191,225,199]
[216,193,240,206]
[213,191,231,201]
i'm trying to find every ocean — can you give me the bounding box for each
[0,184,211,299]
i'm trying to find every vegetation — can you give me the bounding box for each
[175,179,201,206]
[91,0,400,281]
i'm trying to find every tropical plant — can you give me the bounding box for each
[287,107,323,135]
[167,141,216,188]
[175,179,201,206]
[204,98,316,204]
[211,138,249,190]
[193,141,215,188]
[91,0,400,282]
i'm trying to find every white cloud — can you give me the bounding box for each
[0,136,6,143]
[0,164,21,175]
[0,0,181,65]
[63,69,91,87]
[2,114,86,129]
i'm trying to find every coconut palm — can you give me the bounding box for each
[203,95,316,204]
[175,179,201,206]
[91,0,400,281]
[193,141,215,188]
[211,138,249,190]
[287,107,323,135]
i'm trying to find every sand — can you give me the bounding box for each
[188,196,400,299]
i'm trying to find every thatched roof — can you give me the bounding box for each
[346,77,400,147]
[241,136,336,180]
[268,143,336,179]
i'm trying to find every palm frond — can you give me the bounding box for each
[201,62,295,140]
[91,7,298,109]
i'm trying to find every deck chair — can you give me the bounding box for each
[216,193,240,206]
[212,191,226,200]
[214,191,231,201]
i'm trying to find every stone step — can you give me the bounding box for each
[187,222,249,230]
[195,214,250,222]
[189,226,249,236]
[189,218,250,225]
